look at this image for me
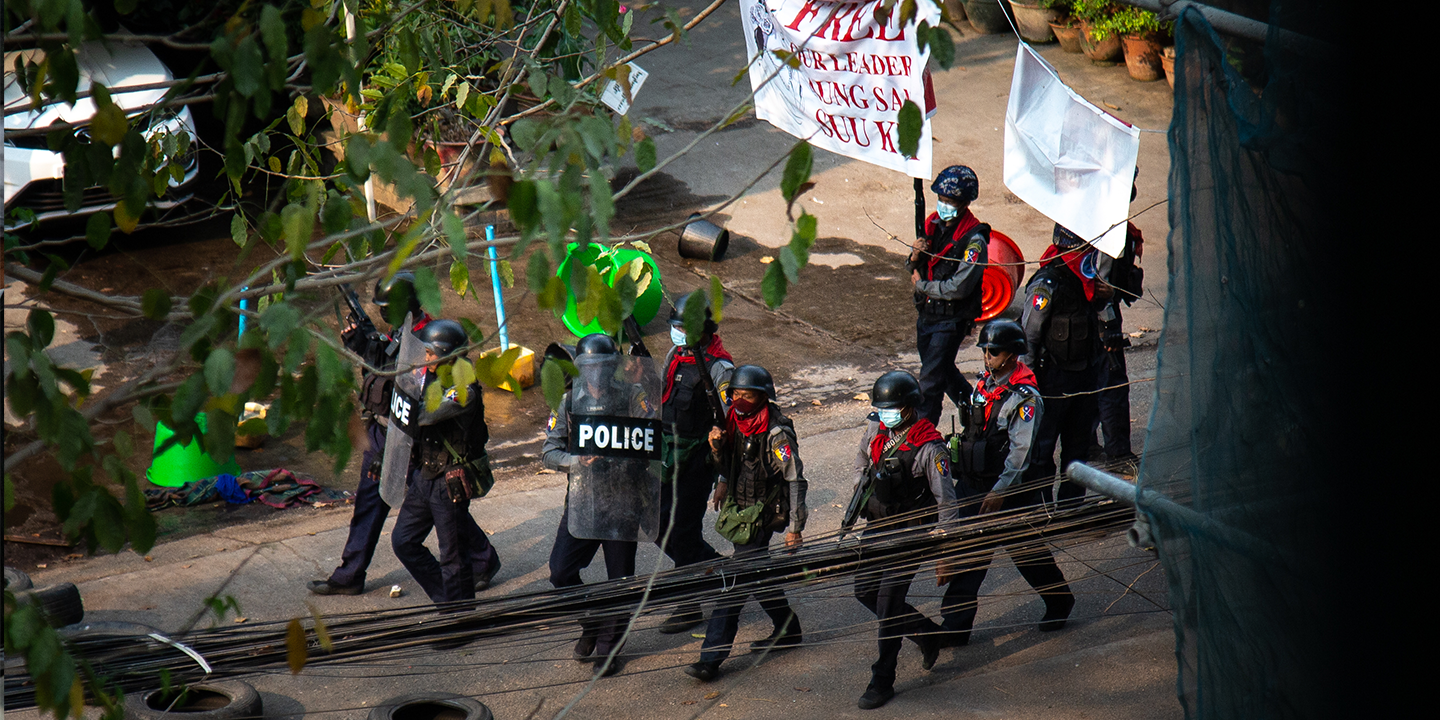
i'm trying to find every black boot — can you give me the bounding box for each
[1039,591,1075,632]
[684,661,722,682]
[749,621,803,653]
[858,682,895,710]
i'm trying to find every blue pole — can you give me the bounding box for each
[486,226,508,350]
[238,287,248,340]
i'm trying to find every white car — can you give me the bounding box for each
[4,40,201,232]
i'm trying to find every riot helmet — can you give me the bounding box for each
[730,365,776,400]
[374,271,423,324]
[542,342,577,391]
[1052,224,1086,249]
[417,320,468,357]
[870,371,922,409]
[668,292,717,346]
[574,333,621,392]
[931,165,978,203]
[976,319,1027,356]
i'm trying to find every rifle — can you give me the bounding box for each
[622,315,651,358]
[338,283,385,369]
[692,344,728,429]
[841,475,874,538]
[339,283,377,338]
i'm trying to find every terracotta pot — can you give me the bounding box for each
[1079,20,1122,63]
[945,0,968,24]
[1161,46,1176,88]
[1050,17,1084,53]
[965,0,1011,34]
[1009,1,1059,43]
[1121,34,1164,81]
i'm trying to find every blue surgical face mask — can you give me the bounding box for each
[670,325,688,347]
[876,408,905,428]
[936,201,959,222]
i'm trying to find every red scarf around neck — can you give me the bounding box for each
[726,402,770,439]
[868,417,943,464]
[662,334,733,403]
[1038,245,1096,301]
[976,362,1037,426]
[924,209,981,278]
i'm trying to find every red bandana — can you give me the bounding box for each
[923,209,981,279]
[976,363,1038,426]
[726,402,770,439]
[868,417,944,464]
[1038,245,1096,301]
[662,335,733,403]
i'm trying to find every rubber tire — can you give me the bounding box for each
[4,566,33,591]
[367,692,492,720]
[124,680,262,720]
[16,582,84,627]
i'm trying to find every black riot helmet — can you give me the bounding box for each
[417,320,468,357]
[575,333,619,357]
[374,271,422,324]
[976,319,1027,356]
[1052,224,1086,249]
[668,292,717,340]
[730,365,776,400]
[870,371,922,409]
[574,333,621,392]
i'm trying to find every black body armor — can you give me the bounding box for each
[1032,260,1100,372]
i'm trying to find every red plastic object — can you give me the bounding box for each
[978,230,1026,321]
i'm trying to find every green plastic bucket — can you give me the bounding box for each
[555,243,663,338]
[145,414,242,488]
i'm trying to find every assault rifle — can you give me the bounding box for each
[339,283,377,338]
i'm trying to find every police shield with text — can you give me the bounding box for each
[391,320,501,604]
[939,319,1074,644]
[908,165,990,424]
[846,370,955,710]
[655,293,731,634]
[542,333,661,677]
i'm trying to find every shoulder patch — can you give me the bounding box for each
[935,454,950,478]
[774,444,793,464]
[1032,294,1049,311]
[547,413,558,430]
[1019,402,1036,423]
[963,241,982,263]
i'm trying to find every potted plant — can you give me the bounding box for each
[965,0,1012,34]
[1107,6,1170,81]
[1072,0,1122,64]
[1045,2,1084,53]
[1009,0,1062,43]
[1161,46,1176,88]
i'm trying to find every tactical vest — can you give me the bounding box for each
[1032,259,1099,372]
[415,383,487,475]
[914,221,987,322]
[728,404,794,521]
[863,429,935,524]
[958,379,1034,492]
[662,353,720,438]
[359,336,401,418]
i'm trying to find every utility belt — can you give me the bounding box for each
[914,294,963,317]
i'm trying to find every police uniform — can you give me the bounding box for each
[1091,221,1145,460]
[658,338,731,567]
[695,401,807,667]
[542,382,651,661]
[391,373,493,603]
[909,210,988,424]
[1021,251,1107,502]
[319,315,498,593]
[940,362,1073,639]
[851,414,957,694]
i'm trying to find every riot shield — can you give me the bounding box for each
[565,352,662,542]
[379,314,426,507]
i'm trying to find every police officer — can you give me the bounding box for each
[908,165,990,425]
[1091,172,1145,465]
[939,320,1074,643]
[542,333,650,677]
[655,293,731,634]
[308,274,499,595]
[684,365,806,683]
[391,320,498,604]
[848,371,954,710]
[1021,225,1109,502]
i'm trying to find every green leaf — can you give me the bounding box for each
[589,169,614,239]
[425,378,444,412]
[709,275,725,322]
[443,211,468,261]
[526,250,551,292]
[282,202,315,259]
[287,103,305,137]
[682,287,708,341]
[142,288,172,320]
[779,246,802,283]
[261,4,288,61]
[927,23,955,69]
[85,212,111,249]
[286,618,308,674]
[412,266,443,316]
[498,259,515,289]
[28,309,55,348]
[204,348,236,396]
[232,35,266,98]
[113,429,134,459]
[507,180,538,233]
[761,260,789,308]
[538,276,565,314]
[541,356,566,410]
[898,100,922,160]
[230,213,247,246]
[635,137,656,174]
[91,104,129,147]
[450,260,470,296]
[791,212,817,266]
[780,140,813,203]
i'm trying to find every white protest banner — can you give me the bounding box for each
[1003,44,1139,258]
[740,0,938,178]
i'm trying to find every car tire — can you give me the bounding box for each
[15,582,84,627]
[367,692,492,720]
[4,566,33,591]
[124,680,262,720]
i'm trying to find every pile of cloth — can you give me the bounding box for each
[145,469,352,510]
